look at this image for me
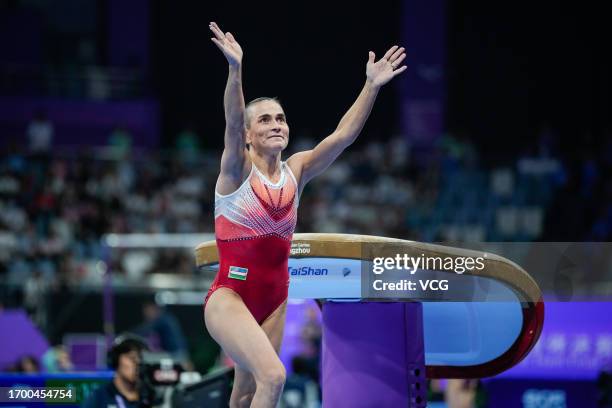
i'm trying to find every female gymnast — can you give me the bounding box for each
[203,21,406,407]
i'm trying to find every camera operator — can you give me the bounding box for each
[82,334,149,408]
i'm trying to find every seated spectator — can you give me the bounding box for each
[42,345,74,373]
[13,355,40,373]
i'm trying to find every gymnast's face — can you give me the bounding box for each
[246,100,289,153]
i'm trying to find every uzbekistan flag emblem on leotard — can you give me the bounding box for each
[228,266,248,280]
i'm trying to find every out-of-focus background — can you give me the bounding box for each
[0,1,611,407]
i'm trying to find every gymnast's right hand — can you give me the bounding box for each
[209,22,243,67]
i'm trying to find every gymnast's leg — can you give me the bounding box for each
[204,288,286,408]
[230,300,287,407]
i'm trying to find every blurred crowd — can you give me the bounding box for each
[0,133,215,295]
[1,119,612,299]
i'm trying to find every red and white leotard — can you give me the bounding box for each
[204,161,299,324]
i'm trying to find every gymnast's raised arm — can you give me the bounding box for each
[288,45,407,190]
[209,22,249,194]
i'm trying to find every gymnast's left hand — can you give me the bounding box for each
[366,45,407,88]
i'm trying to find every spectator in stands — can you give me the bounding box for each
[107,125,133,158]
[26,110,54,154]
[175,123,201,164]
[13,355,40,373]
[42,345,74,373]
[23,269,48,329]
